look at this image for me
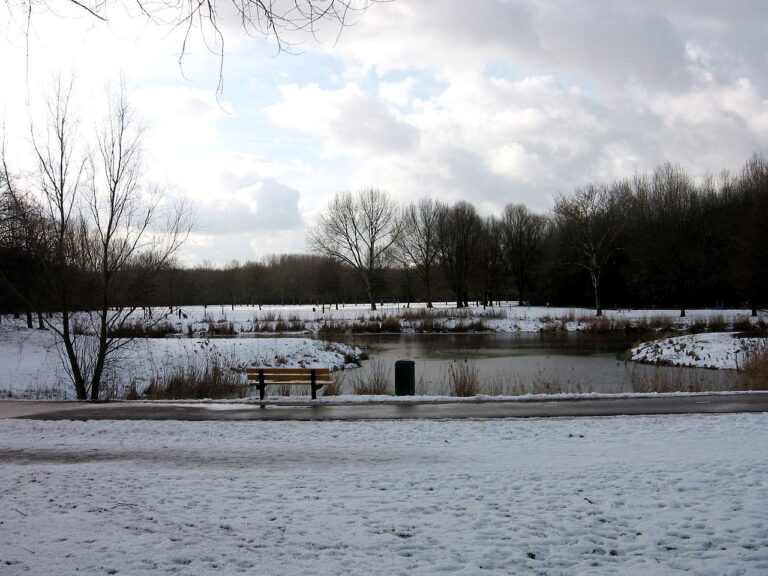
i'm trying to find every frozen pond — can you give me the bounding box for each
[336,333,741,395]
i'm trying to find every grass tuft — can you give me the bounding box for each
[449,360,479,397]
[145,359,245,399]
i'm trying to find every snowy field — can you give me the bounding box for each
[0,321,361,399]
[0,413,766,575]
[2,307,765,399]
[12,304,761,335]
[632,332,765,370]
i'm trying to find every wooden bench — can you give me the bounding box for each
[245,367,332,400]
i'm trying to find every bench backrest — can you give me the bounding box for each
[245,367,332,384]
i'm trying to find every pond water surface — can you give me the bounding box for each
[336,333,741,395]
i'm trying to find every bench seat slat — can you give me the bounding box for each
[252,381,319,386]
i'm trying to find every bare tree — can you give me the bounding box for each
[396,198,443,308]
[628,164,705,318]
[477,215,505,307]
[9,0,378,94]
[436,201,482,308]
[308,188,401,310]
[502,204,548,306]
[554,183,628,316]
[2,78,192,400]
[727,155,768,317]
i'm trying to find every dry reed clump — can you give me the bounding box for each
[689,318,708,333]
[317,319,351,336]
[739,340,768,390]
[107,321,179,338]
[732,316,753,333]
[628,365,705,393]
[321,373,342,396]
[351,360,390,395]
[707,314,727,332]
[206,321,236,336]
[449,360,480,397]
[349,315,402,334]
[641,315,675,332]
[145,359,245,399]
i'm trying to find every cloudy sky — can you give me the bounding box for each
[1,0,766,265]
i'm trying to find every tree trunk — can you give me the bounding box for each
[751,301,757,317]
[25,309,33,329]
[591,273,602,317]
[62,312,88,400]
[37,311,45,330]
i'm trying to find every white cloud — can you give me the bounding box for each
[4,0,768,263]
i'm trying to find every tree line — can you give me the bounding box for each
[307,158,767,316]
[4,155,767,327]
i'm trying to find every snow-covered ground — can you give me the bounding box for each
[0,321,361,399]
[2,307,765,399]
[631,332,765,370]
[25,304,764,335]
[0,413,766,575]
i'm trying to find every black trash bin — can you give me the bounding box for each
[394,360,415,396]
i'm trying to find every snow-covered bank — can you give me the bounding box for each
[631,332,766,370]
[12,304,763,336]
[1,413,766,575]
[0,323,361,399]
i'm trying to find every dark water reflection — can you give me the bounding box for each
[338,333,741,395]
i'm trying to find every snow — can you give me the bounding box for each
[159,389,763,407]
[631,332,765,370]
[2,307,765,399]
[0,413,766,574]
[12,304,763,336]
[0,321,361,399]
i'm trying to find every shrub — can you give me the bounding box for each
[321,374,342,396]
[108,320,180,338]
[629,365,704,393]
[351,360,390,395]
[648,315,674,331]
[145,359,245,399]
[739,341,768,390]
[689,318,708,333]
[733,316,753,333]
[707,314,727,332]
[449,360,479,397]
[207,321,236,336]
[318,320,350,335]
[381,315,402,333]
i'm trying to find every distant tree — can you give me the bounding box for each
[733,154,768,316]
[313,255,343,311]
[477,215,505,307]
[554,183,629,316]
[0,181,49,327]
[308,188,402,310]
[501,204,548,306]
[436,201,482,308]
[631,164,705,317]
[396,198,443,308]
[1,78,192,400]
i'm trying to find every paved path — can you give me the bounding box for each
[1,393,766,421]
